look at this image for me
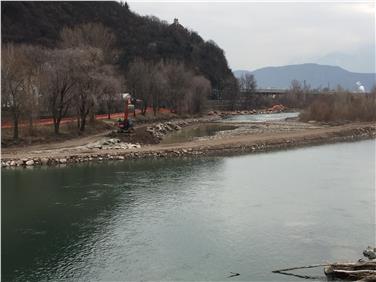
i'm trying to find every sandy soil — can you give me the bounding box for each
[2,117,375,163]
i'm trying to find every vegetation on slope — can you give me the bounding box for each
[1,1,236,91]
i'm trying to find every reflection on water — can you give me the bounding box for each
[161,123,237,144]
[2,140,375,281]
[223,112,300,122]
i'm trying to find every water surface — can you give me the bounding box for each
[223,112,300,123]
[2,140,375,281]
[161,124,237,144]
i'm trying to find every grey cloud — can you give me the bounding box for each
[129,2,374,72]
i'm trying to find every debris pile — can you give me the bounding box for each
[266,104,286,113]
[86,138,141,150]
[146,120,190,140]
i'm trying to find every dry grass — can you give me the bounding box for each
[1,111,199,147]
[1,120,112,147]
[300,92,376,122]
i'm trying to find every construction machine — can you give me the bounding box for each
[116,93,139,133]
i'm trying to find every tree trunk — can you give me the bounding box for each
[13,117,19,141]
[89,109,96,123]
[28,115,33,136]
[153,97,158,116]
[79,116,86,132]
[77,116,80,129]
[54,120,60,135]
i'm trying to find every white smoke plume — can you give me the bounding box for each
[356,81,365,93]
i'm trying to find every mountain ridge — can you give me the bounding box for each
[234,63,376,91]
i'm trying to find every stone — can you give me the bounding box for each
[25,160,34,166]
[59,158,67,164]
[363,247,376,260]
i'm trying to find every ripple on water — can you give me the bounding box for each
[2,140,374,281]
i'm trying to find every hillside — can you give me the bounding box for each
[234,63,376,91]
[1,1,235,90]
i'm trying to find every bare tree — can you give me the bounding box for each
[221,77,240,110]
[73,48,105,132]
[126,59,211,116]
[186,76,211,114]
[149,61,168,116]
[239,73,257,94]
[40,48,78,134]
[60,23,122,131]
[1,44,30,140]
[164,61,192,114]
[285,79,303,107]
[126,59,151,115]
[98,65,123,119]
[21,45,46,136]
[60,22,117,63]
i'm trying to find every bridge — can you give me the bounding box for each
[254,89,288,95]
[247,89,369,96]
[240,89,288,98]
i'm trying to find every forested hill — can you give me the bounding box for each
[1,1,235,89]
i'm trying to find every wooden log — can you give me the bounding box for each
[272,264,329,280]
[272,263,329,273]
[272,249,376,281]
[325,261,376,281]
[329,261,376,271]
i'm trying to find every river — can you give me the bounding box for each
[223,112,300,122]
[2,139,375,281]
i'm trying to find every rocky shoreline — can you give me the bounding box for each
[2,124,375,168]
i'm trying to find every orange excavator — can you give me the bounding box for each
[116,93,140,133]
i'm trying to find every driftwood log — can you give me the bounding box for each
[324,261,376,281]
[272,247,376,281]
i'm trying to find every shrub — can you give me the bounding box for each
[300,91,376,122]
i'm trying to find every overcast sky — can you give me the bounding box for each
[129,1,375,73]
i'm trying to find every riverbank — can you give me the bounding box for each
[2,116,375,167]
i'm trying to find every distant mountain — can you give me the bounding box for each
[234,63,376,92]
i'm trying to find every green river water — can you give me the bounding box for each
[2,139,375,281]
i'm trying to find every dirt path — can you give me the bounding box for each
[2,121,375,163]
[141,122,375,152]
[2,130,113,154]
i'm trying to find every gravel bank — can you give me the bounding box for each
[2,121,375,168]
